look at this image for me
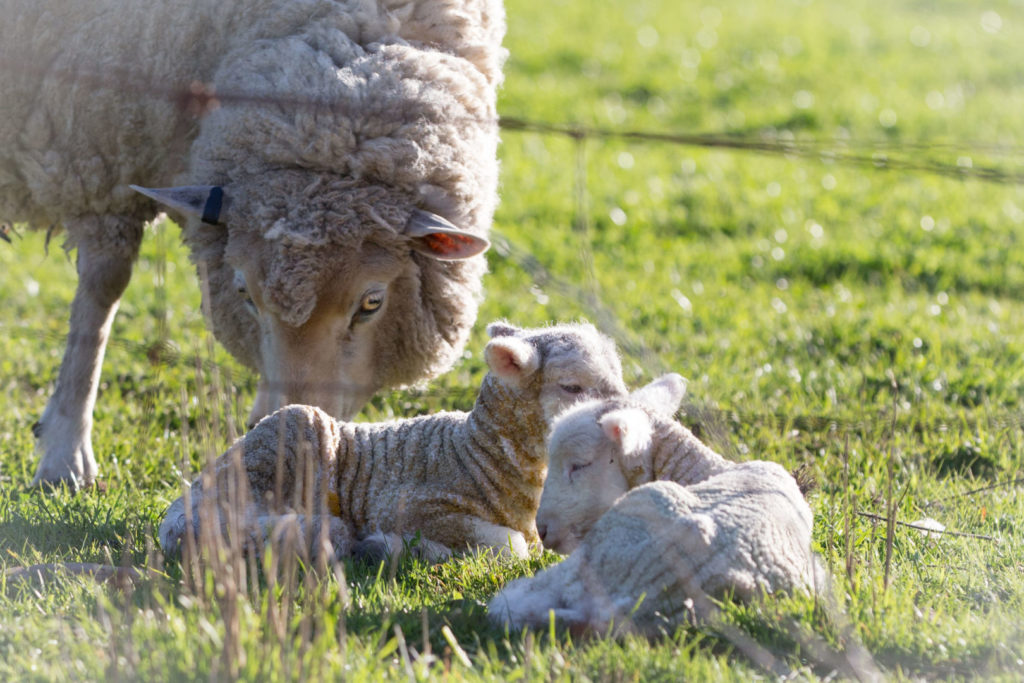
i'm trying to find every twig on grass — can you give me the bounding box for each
[884,370,906,592]
[856,512,997,541]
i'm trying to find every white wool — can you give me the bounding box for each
[490,470,816,635]
[490,375,817,634]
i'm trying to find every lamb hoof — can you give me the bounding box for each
[353,538,393,566]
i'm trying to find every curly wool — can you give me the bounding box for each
[1,0,504,380]
[184,0,505,376]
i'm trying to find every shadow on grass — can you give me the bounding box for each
[0,487,141,562]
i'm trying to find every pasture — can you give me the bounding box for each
[2,0,1024,678]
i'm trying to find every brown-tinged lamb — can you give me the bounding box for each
[159,321,628,561]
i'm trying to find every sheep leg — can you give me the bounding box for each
[352,517,528,564]
[31,216,143,490]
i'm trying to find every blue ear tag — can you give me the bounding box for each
[201,186,224,225]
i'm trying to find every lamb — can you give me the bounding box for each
[536,374,733,553]
[158,321,629,561]
[1,0,505,489]
[488,375,816,634]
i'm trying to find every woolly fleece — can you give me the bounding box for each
[0,0,505,399]
[489,468,816,635]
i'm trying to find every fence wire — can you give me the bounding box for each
[4,23,1024,681]
[1,50,1023,499]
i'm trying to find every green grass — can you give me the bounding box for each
[3,0,1024,678]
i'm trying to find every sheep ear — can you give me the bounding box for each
[631,373,687,417]
[486,321,520,338]
[130,185,229,225]
[484,336,540,385]
[405,210,489,260]
[599,408,652,458]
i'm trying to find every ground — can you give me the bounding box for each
[1,0,1023,679]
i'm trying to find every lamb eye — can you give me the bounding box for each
[233,271,256,313]
[235,283,257,315]
[560,384,584,395]
[569,462,590,474]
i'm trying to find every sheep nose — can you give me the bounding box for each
[537,523,548,543]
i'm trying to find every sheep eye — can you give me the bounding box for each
[560,384,584,395]
[569,462,590,475]
[358,291,384,317]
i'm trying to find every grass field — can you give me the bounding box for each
[3,0,1024,679]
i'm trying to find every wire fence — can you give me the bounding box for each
[3,62,1024,441]
[0,44,1022,487]
[4,26,1024,681]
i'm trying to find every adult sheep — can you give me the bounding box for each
[0,0,504,489]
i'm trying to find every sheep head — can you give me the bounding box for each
[482,321,629,427]
[536,373,687,554]
[132,178,489,426]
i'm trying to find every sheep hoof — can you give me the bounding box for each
[30,413,99,492]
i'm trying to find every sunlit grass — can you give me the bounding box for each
[2,0,1024,678]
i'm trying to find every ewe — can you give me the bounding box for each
[159,322,628,561]
[1,0,505,489]
[489,375,816,634]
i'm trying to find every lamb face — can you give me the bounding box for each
[537,374,687,553]
[483,321,629,425]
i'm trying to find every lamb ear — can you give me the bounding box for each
[630,373,687,417]
[484,336,540,385]
[130,185,229,225]
[405,209,490,260]
[680,513,717,553]
[486,321,520,338]
[599,408,652,458]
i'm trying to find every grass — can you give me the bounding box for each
[2,0,1024,678]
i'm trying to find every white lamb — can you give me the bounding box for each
[1,0,505,489]
[159,321,629,561]
[489,375,816,634]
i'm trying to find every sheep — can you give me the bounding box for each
[1,0,505,489]
[536,373,733,553]
[488,375,816,634]
[158,321,629,562]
